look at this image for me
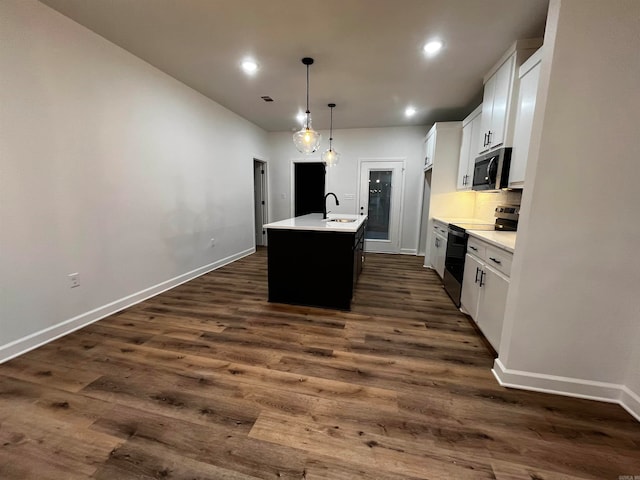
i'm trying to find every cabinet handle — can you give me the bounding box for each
[469,246,478,251]
[483,133,488,147]
[488,130,492,144]
[475,267,481,283]
[479,270,486,287]
[489,257,502,264]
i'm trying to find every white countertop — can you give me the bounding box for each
[467,230,517,253]
[432,216,493,226]
[264,213,367,233]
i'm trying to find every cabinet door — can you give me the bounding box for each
[477,265,509,352]
[429,230,439,272]
[468,113,483,182]
[509,58,541,187]
[489,56,514,149]
[424,132,435,168]
[457,121,473,190]
[479,75,495,153]
[460,254,482,320]
[435,233,447,278]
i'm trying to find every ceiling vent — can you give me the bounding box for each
[261,96,274,102]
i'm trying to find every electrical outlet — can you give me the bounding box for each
[68,273,80,288]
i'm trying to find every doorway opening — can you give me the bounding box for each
[253,159,268,247]
[358,159,405,254]
[292,162,326,217]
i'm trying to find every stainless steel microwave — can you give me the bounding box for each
[472,147,512,191]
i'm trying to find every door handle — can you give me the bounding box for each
[487,157,496,183]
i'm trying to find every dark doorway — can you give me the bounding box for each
[294,162,326,216]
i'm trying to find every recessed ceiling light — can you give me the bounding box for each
[405,106,417,117]
[423,40,443,56]
[241,59,259,75]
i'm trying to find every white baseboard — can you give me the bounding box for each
[620,386,640,422]
[493,358,640,423]
[400,248,418,255]
[0,247,255,364]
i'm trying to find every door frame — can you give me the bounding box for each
[357,158,406,254]
[290,157,322,217]
[253,158,268,247]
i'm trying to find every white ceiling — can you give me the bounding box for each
[38,0,549,132]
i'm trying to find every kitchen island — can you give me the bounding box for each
[264,213,367,310]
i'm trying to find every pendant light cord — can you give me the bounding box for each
[305,64,310,129]
[329,106,333,151]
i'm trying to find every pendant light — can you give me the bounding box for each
[293,57,321,154]
[322,103,340,167]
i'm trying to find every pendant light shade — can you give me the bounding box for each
[293,58,321,154]
[322,103,340,167]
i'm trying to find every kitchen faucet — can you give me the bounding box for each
[323,192,339,219]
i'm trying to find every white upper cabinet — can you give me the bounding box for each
[477,39,543,156]
[479,56,513,153]
[457,105,482,190]
[423,128,436,169]
[509,48,543,188]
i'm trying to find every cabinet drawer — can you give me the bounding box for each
[485,244,513,276]
[467,237,486,259]
[433,220,448,236]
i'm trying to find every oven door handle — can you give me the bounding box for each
[447,229,466,239]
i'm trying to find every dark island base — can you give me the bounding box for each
[267,224,365,310]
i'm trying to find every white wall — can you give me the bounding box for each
[0,0,269,360]
[495,0,640,420]
[268,127,426,254]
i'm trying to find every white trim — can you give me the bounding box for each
[253,158,268,247]
[357,158,406,254]
[0,248,255,364]
[620,386,640,423]
[400,248,417,255]
[493,358,640,423]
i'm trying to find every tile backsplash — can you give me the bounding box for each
[473,190,522,222]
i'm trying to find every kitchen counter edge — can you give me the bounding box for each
[264,213,367,233]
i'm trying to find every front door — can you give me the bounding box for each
[358,160,404,253]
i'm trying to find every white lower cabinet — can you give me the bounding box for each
[475,265,509,351]
[429,221,448,278]
[461,254,482,318]
[460,237,513,353]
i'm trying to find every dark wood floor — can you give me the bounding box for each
[1,249,639,479]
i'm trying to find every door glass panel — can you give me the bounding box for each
[365,170,392,240]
